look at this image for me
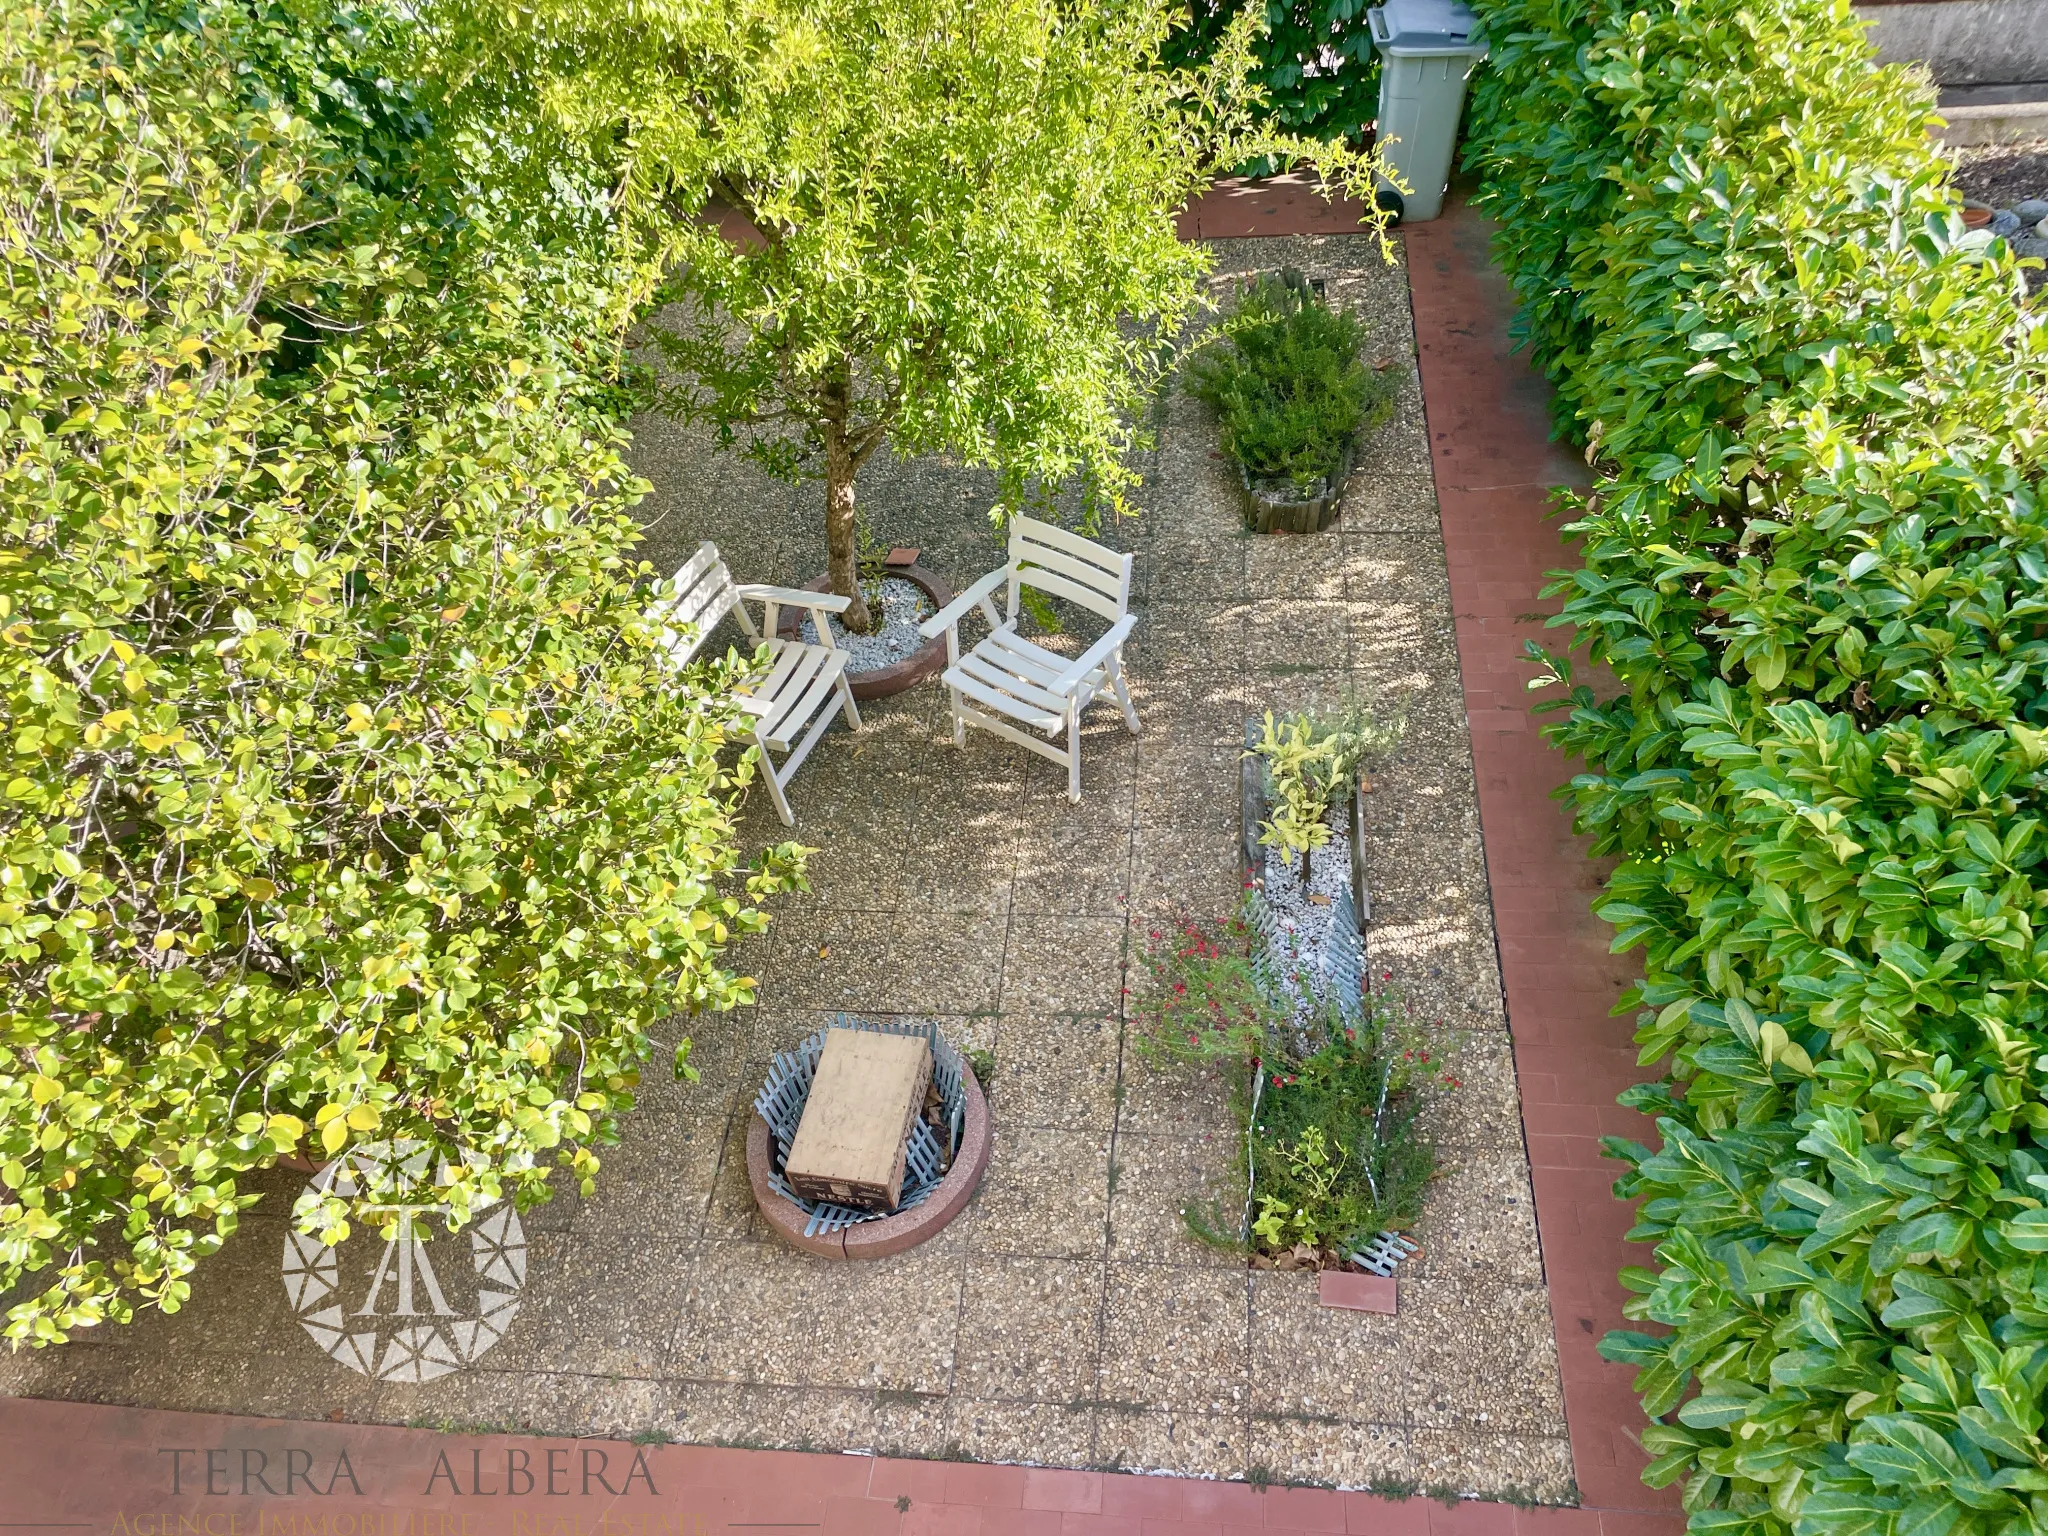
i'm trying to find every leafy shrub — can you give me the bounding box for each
[1249,699,1405,884]
[1187,270,1400,491]
[1242,1008,1439,1255]
[1465,0,2048,1529]
[1135,908,1439,1259]
[0,0,801,1344]
[1161,0,1382,146]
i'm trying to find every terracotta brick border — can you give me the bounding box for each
[1399,191,1679,1526]
[0,1395,1662,1534]
[0,178,1684,1536]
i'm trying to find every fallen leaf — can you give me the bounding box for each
[1308,893,1331,907]
[817,945,831,959]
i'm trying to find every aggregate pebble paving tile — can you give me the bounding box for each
[0,231,1570,1502]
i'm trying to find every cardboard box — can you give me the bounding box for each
[784,1030,932,1210]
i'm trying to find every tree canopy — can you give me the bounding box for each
[434,0,1387,627]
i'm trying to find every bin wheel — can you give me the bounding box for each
[1374,188,1406,224]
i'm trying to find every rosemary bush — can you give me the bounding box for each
[1186,270,1401,493]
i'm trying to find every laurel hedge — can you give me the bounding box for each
[1462,0,2048,1531]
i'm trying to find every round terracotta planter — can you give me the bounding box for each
[772,564,955,701]
[1963,205,1994,229]
[746,1070,991,1259]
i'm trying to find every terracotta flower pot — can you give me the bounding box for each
[773,563,955,700]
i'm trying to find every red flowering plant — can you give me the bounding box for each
[1130,901,1271,1069]
[1134,898,1450,1268]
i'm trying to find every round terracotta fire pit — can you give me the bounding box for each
[746,1022,991,1260]
[773,564,954,701]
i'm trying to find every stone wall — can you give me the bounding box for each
[1854,0,2048,86]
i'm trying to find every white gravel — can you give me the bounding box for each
[798,577,936,673]
[1259,818,1354,984]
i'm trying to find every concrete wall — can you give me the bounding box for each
[1853,0,2048,86]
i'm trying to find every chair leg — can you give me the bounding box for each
[1066,699,1082,803]
[760,757,797,827]
[1111,651,1140,734]
[836,672,864,732]
[950,687,966,748]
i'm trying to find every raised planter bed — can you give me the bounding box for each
[1239,440,1355,535]
[746,1016,991,1259]
[772,563,954,700]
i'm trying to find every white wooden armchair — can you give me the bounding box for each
[917,516,1140,802]
[649,542,862,827]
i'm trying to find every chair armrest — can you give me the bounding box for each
[735,583,852,650]
[1049,614,1137,696]
[736,583,852,614]
[918,568,1008,639]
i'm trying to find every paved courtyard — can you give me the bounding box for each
[1,235,1570,1500]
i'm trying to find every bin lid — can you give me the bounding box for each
[1368,0,1485,54]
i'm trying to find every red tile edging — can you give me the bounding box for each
[1398,195,1678,1524]
[0,1396,1658,1534]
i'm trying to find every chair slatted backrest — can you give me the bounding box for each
[651,542,744,667]
[1007,516,1131,626]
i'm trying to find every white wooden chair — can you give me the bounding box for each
[649,542,862,827]
[917,516,1140,802]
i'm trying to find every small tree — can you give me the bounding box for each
[438,0,1387,630]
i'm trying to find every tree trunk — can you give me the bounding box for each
[822,413,873,635]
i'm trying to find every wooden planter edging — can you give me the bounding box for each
[1239,441,1356,535]
[773,564,956,701]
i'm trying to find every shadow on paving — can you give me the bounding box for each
[1,234,1572,1502]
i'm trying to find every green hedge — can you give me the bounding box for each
[0,0,800,1342]
[1463,0,2048,1532]
[1163,0,1381,145]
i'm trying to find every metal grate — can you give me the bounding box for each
[753,1015,968,1238]
[1243,886,1366,1022]
[1348,1230,1419,1277]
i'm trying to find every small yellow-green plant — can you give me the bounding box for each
[1249,699,1405,886]
[1251,710,1337,884]
[1250,1125,1349,1249]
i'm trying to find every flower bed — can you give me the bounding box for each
[1129,698,1434,1275]
[1466,0,2048,1529]
[1187,269,1401,534]
[1134,904,1443,1274]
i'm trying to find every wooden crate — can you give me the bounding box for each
[783,1029,933,1210]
